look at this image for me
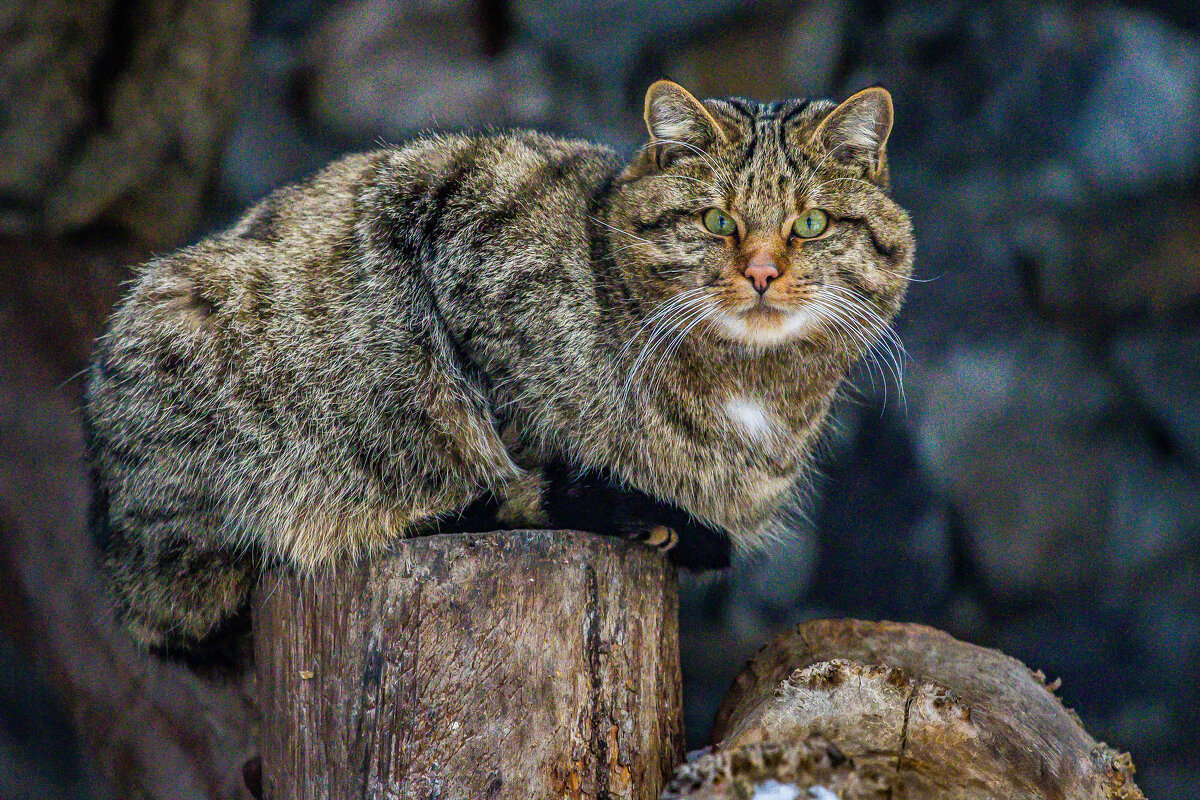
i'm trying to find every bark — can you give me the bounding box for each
[661,618,1143,799]
[254,530,684,800]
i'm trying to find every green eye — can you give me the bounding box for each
[793,208,829,239]
[702,208,737,236]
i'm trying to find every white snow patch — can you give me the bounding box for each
[808,787,840,800]
[751,780,802,800]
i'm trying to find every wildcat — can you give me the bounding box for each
[85,81,914,660]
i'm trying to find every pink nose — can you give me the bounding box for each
[744,252,780,294]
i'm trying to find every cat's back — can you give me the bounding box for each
[88,130,622,486]
[100,131,611,345]
[137,131,616,306]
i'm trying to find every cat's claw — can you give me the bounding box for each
[632,524,679,552]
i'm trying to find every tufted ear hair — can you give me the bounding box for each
[643,80,729,168]
[808,87,894,183]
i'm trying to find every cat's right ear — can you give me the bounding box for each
[643,80,728,168]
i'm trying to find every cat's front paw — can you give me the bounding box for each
[542,461,732,570]
[623,520,731,570]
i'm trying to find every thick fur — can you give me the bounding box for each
[86,85,914,653]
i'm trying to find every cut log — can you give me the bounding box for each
[254,529,684,800]
[662,619,1144,799]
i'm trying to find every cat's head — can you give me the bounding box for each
[608,81,914,352]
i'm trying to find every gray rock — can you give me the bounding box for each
[511,0,771,137]
[0,635,107,800]
[303,0,553,139]
[661,1,847,107]
[1009,186,1200,329]
[1111,333,1200,462]
[807,402,947,617]
[1106,456,1198,577]
[218,38,336,207]
[913,329,1122,598]
[1134,573,1200,690]
[1072,7,1200,196]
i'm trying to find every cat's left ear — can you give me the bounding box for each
[643,80,729,168]
[809,87,893,183]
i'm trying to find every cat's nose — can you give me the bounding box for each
[744,251,780,294]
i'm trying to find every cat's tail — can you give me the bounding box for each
[91,473,258,674]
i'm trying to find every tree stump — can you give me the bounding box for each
[254,529,684,800]
[662,619,1144,799]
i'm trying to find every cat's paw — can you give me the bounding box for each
[661,518,731,571]
[542,460,732,571]
[624,521,730,570]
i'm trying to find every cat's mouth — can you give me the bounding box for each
[712,299,824,347]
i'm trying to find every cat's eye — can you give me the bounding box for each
[792,208,829,239]
[702,208,737,237]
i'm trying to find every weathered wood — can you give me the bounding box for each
[254,529,684,800]
[662,619,1144,799]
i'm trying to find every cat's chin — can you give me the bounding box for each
[713,305,824,348]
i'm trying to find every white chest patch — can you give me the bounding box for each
[726,396,775,438]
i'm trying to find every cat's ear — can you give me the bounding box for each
[809,87,893,183]
[643,80,729,168]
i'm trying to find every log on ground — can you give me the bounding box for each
[662,618,1143,800]
[254,529,684,800]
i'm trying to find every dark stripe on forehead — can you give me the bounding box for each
[722,97,759,163]
[760,111,789,174]
[779,102,815,182]
[780,99,814,129]
[724,97,758,121]
[743,131,758,165]
[781,144,806,189]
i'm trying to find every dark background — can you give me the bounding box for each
[2,0,1197,797]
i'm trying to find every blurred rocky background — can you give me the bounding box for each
[1,0,1197,797]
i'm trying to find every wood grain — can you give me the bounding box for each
[255,529,684,800]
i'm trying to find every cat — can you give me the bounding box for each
[85,80,914,662]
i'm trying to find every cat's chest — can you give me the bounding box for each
[717,389,819,470]
[697,391,808,471]
[723,395,780,441]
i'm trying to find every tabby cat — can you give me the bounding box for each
[85,81,914,660]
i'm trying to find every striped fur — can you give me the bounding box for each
[86,83,914,655]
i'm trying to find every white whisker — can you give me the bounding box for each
[808,295,886,404]
[616,288,708,365]
[588,215,653,245]
[639,138,731,188]
[814,286,910,410]
[642,302,716,402]
[620,291,712,404]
